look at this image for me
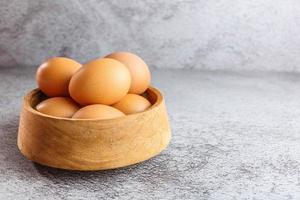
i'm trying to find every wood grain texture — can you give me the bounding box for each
[17,87,171,170]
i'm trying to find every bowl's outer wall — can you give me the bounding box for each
[17,88,171,170]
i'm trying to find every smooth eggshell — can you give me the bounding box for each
[105,52,151,94]
[69,58,131,105]
[72,104,125,120]
[36,97,79,118]
[112,94,151,115]
[36,57,81,97]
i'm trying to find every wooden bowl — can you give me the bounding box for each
[17,87,171,170]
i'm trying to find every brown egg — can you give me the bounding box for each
[36,97,79,118]
[105,52,151,94]
[72,104,125,120]
[36,57,81,97]
[69,58,131,105]
[112,94,151,115]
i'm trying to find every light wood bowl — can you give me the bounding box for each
[17,87,171,171]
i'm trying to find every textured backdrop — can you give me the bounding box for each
[1,0,300,71]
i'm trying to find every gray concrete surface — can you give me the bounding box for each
[1,67,300,199]
[1,0,300,71]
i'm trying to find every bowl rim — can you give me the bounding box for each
[23,86,164,122]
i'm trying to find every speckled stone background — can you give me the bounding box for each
[1,68,300,199]
[1,0,300,71]
[1,1,300,200]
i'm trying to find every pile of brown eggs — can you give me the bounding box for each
[35,52,152,120]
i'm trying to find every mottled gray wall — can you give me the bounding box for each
[1,0,300,71]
